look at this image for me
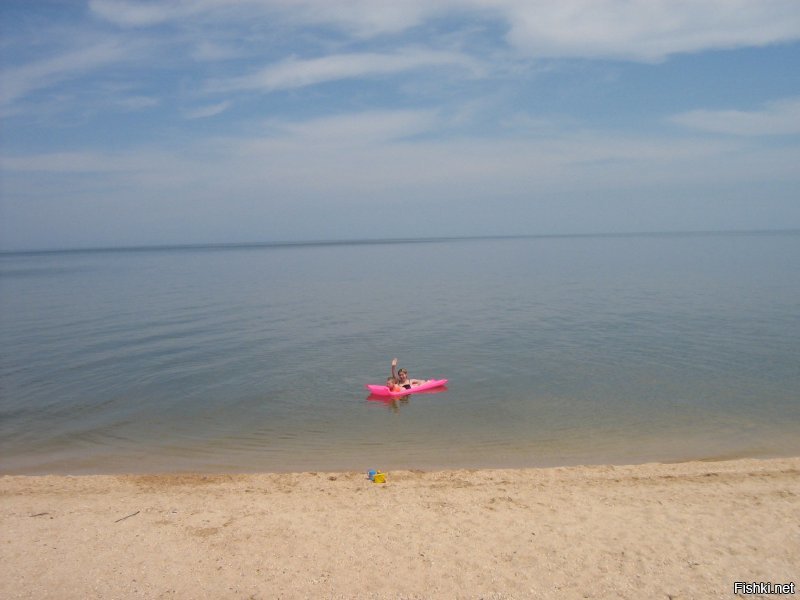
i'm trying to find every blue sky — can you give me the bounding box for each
[1,1,799,250]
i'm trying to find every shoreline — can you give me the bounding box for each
[5,435,800,477]
[2,456,798,598]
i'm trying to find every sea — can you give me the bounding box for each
[1,231,799,474]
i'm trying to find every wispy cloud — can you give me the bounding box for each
[117,96,160,111]
[89,0,800,62]
[497,0,800,62]
[7,1,798,115]
[3,0,799,248]
[89,0,445,35]
[265,110,440,144]
[88,0,203,27]
[206,49,482,93]
[190,41,245,62]
[0,41,129,111]
[184,101,231,119]
[671,97,800,136]
[0,150,148,173]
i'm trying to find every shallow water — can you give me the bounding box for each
[1,232,799,473]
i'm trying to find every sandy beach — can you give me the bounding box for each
[1,457,798,599]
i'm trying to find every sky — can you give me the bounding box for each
[1,1,800,250]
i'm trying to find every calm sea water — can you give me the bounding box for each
[1,232,799,474]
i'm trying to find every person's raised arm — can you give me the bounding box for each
[391,357,398,380]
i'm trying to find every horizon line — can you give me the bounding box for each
[2,227,799,256]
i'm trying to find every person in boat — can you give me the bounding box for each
[391,358,427,389]
[385,377,404,393]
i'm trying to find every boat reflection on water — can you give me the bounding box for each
[366,385,449,412]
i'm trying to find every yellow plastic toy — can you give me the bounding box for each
[372,471,387,484]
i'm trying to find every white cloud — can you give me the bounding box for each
[88,0,204,27]
[490,0,800,62]
[190,41,244,61]
[89,0,800,62]
[264,110,440,144]
[184,101,231,119]
[0,111,740,186]
[0,41,129,110]
[0,151,161,173]
[672,97,800,136]
[274,0,444,37]
[3,106,799,250]
[206,49,481,93]
[117,95,160,110]
[89,0,444,35]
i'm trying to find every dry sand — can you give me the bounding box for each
[1,457,798,599]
